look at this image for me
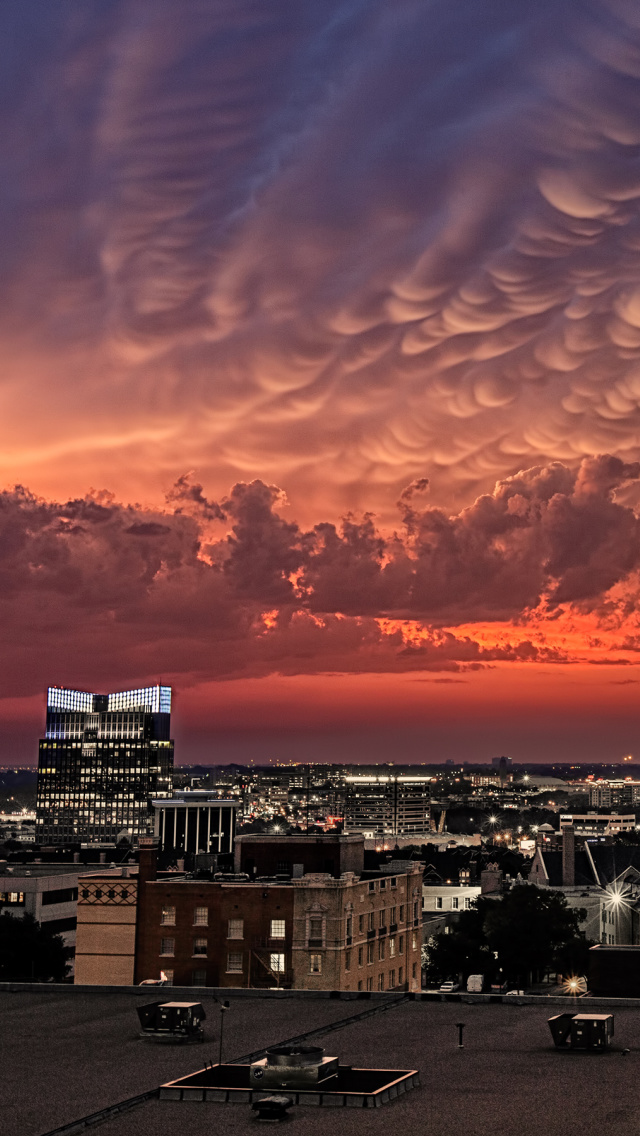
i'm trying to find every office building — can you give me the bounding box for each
[151,791,237,856]
[36,685,173,845]
[343,775,431,837]
[588,780,640,808]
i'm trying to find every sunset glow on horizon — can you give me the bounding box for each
[5,0,640,762]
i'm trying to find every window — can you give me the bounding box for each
[192,969,207,985]
[270,953,286,973]
[400,905,405,922]
[389,969,396,988]
[270,919,286,939]
[194,906,208,926]
[358,980,363,991]
[367,942,374,963]
[435,897,443,910]
[162,969,174,985]
[451,897,459,910]
[227,951,243,972]
[412,962,417,980]
[193,937,207,956]
[378,939,385,961]
[380,879,386,890]
[367,912,374,931]
[390,878,397,888]
[310,953,322,974]
[379,908,386,928]
[358,946,364,966]
[161,906,175,926]
[308,916,323,946]
[160,937,175,956]
[390,907,397,925]
[358,914,364,934]
[378,973,385,990]
[389,937,396,958]
[413,901,418,920]
[346,915,352,939]
[464,897,471,910]
[399,966,404,985]
[366,977,373,991]
[368,881,376,892]
[399,935,404,953]
[412,933,417,950]
[228,918,244,939]
[345,950,351,971]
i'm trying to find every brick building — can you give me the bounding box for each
[133,844,422,992]
[76,837,423,991]
[234,833,365,878]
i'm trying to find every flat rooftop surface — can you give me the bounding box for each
[4,991,640,1136]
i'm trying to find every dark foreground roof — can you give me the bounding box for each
[4,988,640,1136]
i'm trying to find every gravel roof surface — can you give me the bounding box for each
[6,992,640,1136]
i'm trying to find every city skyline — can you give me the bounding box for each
[4,2,640,763]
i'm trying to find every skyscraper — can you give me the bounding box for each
[36,685,174,845]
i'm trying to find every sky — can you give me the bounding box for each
[4,0,640,764]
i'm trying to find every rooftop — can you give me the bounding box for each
[3,987,640,1136]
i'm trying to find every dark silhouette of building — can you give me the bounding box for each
[36,685,173,845]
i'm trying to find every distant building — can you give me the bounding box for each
[0,863,80,966]
[530,829,640,945]
[559,813,635,836]
[36,685,173,845]
[588,781,640,809]
[343,775,431,837]
[151,792,237,856]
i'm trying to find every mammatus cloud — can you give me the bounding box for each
[3,455,640,698]
[6,2,640,515]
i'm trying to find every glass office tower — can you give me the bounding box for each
[36,685,174,845]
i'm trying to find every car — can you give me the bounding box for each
[439,981,460,993]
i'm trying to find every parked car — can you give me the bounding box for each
[439,981,460,993]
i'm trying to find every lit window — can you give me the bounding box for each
[193,938,207,956]
[227,951,243,972]
[194,906,208,926]
[160,938,175,956]
[270,919,286,939]
[270,953,286,973]
[228,918,244,939]
[310,954,322,974]
[161,906,175,926]
[389,937,396,958]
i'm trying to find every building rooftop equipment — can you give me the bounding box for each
[137,1001,206,1043]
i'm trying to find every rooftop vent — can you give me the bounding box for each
[250,1045,339,1089]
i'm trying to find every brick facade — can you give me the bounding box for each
[132,843,422,991]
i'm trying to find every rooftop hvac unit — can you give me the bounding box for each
[137,1001,206,1042]
[548,1013,614,1051]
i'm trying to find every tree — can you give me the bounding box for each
[423,885,586,988]
[0,912,73,982]
[483,886,585,985]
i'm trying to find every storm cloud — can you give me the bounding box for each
[2,455,640,697]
